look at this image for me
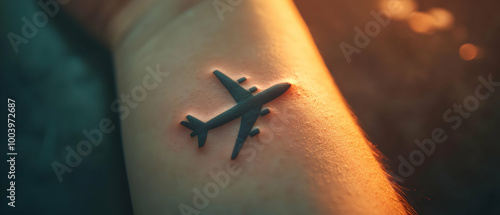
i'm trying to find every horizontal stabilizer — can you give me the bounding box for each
[180,115,208,147]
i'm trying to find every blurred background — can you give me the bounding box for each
[1,0,499,214]
[293,0,500,214]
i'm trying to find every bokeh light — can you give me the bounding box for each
[407,8,454,34]
[428,8,454,30]
[379,0,417,20]
[408,12,437,34]
[459,43,479,61]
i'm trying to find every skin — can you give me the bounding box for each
[64,0,411,214]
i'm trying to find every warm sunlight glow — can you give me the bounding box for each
[379,0,417,20]
[459,43,478,61]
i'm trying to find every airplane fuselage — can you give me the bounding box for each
[204,83,291,129]
[180,70,292,159]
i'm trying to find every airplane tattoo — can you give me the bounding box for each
[180,70,291,159]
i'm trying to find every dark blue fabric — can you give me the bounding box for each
[1,1,133,215]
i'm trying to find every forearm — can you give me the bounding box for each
[83,0,407,214]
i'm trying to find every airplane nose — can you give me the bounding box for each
[272,82,291,95]
[259,82,291,102]
[280,82,292,91]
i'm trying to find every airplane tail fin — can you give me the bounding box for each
[180,115,208,148]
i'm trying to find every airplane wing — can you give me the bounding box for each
[213,70,252,102]
[230,107,262,159]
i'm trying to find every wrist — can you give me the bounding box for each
[106,0,158,49]
[107,0,205,51]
